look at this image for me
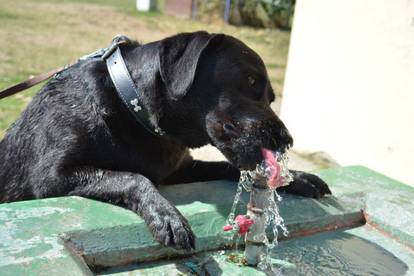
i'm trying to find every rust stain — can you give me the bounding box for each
[363,211,414,252]
[279,211,366,241]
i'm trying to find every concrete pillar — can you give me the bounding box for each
[282,0,414,185]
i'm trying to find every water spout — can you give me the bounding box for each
[224,149,293,269]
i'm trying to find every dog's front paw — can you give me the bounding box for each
[278,170,332,198]
[148,208,195,251]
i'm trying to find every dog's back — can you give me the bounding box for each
[0,116,34,202]
[0,67,89,202]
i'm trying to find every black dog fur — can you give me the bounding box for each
[0,31,331,250]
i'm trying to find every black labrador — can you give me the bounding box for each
[0,31,331,250]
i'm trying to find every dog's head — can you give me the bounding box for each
[143,31,293,170]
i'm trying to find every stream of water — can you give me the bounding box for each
[226,151,293,271]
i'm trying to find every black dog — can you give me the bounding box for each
[0,31,331,250]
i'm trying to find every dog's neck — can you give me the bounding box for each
[110,43,210,148]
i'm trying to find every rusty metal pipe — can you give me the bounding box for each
[244,175,271,266]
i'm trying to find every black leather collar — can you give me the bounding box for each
[101,37,164,136]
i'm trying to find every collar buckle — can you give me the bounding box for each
[102,35,131,61]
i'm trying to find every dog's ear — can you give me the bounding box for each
[158,31,222,100]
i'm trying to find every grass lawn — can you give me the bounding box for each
[0,0,290,138]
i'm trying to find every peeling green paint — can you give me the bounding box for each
[0,166,413,275]
[0,197,140,275]
[100,225,414,275]
[316,166,414,248]
[62,182,364,269]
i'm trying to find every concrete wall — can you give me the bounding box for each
[281,0,414,185]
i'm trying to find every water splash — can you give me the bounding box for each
[257,189,289,271]
[226,181,244,225]
[225,151,293,271]
[258,152,292,270]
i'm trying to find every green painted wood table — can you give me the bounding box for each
[1,166,413,275]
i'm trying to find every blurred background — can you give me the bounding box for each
[0,0,412,185]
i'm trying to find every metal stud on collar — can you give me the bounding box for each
[154,127,165,135]
[130,98,142,112]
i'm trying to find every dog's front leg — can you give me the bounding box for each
[68,169,195,250]
[163,160,240,185]
[276,170,332,198]
[163,161,331,199]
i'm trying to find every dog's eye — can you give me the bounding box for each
[248,76,256,86]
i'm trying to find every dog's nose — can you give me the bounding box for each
[223,122,241,137]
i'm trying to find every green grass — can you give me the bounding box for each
[0,0,290,137]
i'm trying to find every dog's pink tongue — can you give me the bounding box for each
[261,148,281,189]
